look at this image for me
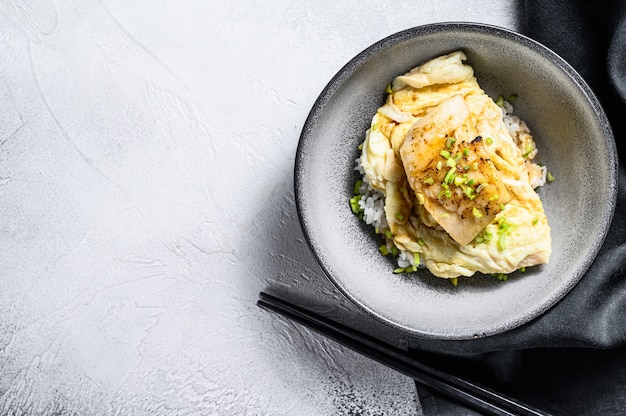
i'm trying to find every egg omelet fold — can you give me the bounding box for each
[360,51,551,279]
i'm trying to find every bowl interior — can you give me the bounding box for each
[295,23,617,339]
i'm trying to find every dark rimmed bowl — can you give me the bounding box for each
[294,22,617,340]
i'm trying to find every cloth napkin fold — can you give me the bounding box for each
[411,1,626,414]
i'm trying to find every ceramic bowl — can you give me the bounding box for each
[294,22,617,340]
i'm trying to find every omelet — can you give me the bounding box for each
[358,51,551,279]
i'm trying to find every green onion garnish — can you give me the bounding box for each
[413,252,420,265]
[393,267,405,274]
[350,196,361,214]
[476,183,488,193]
[486,137,493,145]
[424,177,435,185]
[472,207,483,218]
[379,245,389,256]
[547,172,556,182]
[495,95,504,107]
[498,231,507,250]
[395,213,404,221]
[439,149,451,159]
[444,167,456,184]
[386,84,393,94]
[450,277,459,287]
[463,147,469,157]
[353,180,362,195]
[446,136,456,149]
[418,238,425,246]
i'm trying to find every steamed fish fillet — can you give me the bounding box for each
[400,95,512,246]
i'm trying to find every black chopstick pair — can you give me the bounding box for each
[257,291,551,416]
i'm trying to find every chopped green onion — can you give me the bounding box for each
[454,176,466,186]
[353,180,362,195]
[522,144,533,158]
[532,217,539,225]
[424,177,435,185]
[390,245,399,256]
[350,196,361,214]
[439,149,451,159]
[467,178,475,186]
[416,193,425,205]
[446,136,457,149]
[379,245,389,256]
[450,277,458,287]
[441,183,449,190]
[440,213,450,219]
[519,266,526,272]
[393,267,405,274]
[489,194,500,201]
[418,238,426,246]
[498,232,507,250]
[454,152,463,163]
[438,189,451,199]
[413,252,420,265]
[463,147,469,156]
[495,95,504,107]
[476,183,488,193]
[486,137,494,145]
[385,229,393,239]
[395,213,404,221]
[437,160,443,171]
[386,84,393,94]
[463,165,471,171]
[358,143,363,150]
[472,207,483,218]
[410,265,418,273]
[445,157,456,168]
[508,93,518,101]
[496,273,508,281]
[444,167,456,184]
[472,162,479,170]
[547,172,556,182]
[372,122,379,131]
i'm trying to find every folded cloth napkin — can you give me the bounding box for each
[411,1,626,414]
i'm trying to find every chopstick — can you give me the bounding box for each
[257,291,551,416]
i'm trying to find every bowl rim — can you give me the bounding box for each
[294,21,618,339]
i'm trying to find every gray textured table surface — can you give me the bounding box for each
[0,1,521,414]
